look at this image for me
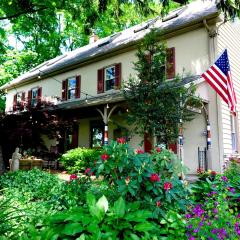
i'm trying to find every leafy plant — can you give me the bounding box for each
[21,194,159,240]
[93,140,190,216]
[59,147,101,173]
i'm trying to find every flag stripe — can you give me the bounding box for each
[207,69,228,94]
[202,73,229,104]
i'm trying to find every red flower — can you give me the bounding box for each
[156,201,161,207]
[90,172,94,176]
[117,137,126,144]
[136,149,144,154]
[211,171,217,176]
[156,147,161,153]
[164,182,172,191]
[85,168,91,174]
[101,153,110,161]
[197,168,204,174]
[69,174,78,181]
[150,173,160,182]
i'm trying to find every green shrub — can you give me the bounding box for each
[59,148,101,173]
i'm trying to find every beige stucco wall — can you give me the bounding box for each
[6,27,209,112]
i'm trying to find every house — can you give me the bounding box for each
[1,0,240,174]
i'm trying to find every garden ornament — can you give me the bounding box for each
[11,147,22,171]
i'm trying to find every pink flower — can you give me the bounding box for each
[150,173,160,182]
[101,153,110,161]
[164,182,173,191]
[69,174,78,181]
[136,149,144,154]
[156,147,161,153]
[156,201,161,207]
[117,137,126,144]
[85,168,91,174]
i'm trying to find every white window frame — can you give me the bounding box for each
[31,87,38,107]
[104,65,116,91]
[67,77,77,100]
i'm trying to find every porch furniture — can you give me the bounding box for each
[19,159,43,170]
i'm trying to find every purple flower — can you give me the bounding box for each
[228,187,236,194]
[185,213,192,219]
[187,224,193,229]
[193,228,200,233]
[188,237,195,240]
[193,204,204,217]
[211,228,218,234]
[213,208,218,214]
[221,176,228,182]
[237,214,240,218]
[199,221,204,227]
[214,202,218,206]
[207,221,212,226]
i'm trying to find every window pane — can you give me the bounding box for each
[68,89,75,99]
[68,78,76,89]
[92,127,103,148]
[32,88,38,99]
[106,79,115,91]
[105,67,115,80]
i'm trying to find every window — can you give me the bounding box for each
[97,63,121,94]
[13,92,25,111]
[68,78,77,99]
[62,76,81,101]
[27,87,42,107]
[90,121,104,148]
[105,66,116,91]
[31,87,39,107]
[231,114,238,153]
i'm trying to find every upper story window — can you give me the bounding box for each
[62,76,81,101]
[27,87,42,108]
[97,63,121,94]
[31,87,39,107]
[68,78,77,100]
[13,92,25,111]
[105,66,116,91]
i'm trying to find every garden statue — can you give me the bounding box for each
[10,147,21,171]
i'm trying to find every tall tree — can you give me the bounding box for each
[123,30,200,146]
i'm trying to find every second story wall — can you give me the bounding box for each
[5,27,210,112]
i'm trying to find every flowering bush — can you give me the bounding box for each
[186,169,240,239]
[89,140,190,217]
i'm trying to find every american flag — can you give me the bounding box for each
[202,49,237,114]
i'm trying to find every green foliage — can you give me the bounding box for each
[123,30,200,145]
[186,173,240,239]
[59,147,101,173]
[93,140,190,215]
[21,194,160,240]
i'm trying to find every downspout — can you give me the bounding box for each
[203,18,225,172]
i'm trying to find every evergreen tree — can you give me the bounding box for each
[123,30,200,146]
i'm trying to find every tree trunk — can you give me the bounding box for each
[0,145,5,175]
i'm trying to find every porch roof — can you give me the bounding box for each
[1,0,218,91]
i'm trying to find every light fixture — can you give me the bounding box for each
[85,94,88,103]
[106,103,109,109]
[126,108,129,112]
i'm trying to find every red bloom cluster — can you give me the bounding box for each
[211,171,217,176]
[85,168,91,174]
[117,137,126,144]
[164,182,173,191]
[101,153,110,161]
[136,149,144,154]
[156,147,161,153]
[150,173,160,182]
[69,174,78,181]
[156,201,161,207]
